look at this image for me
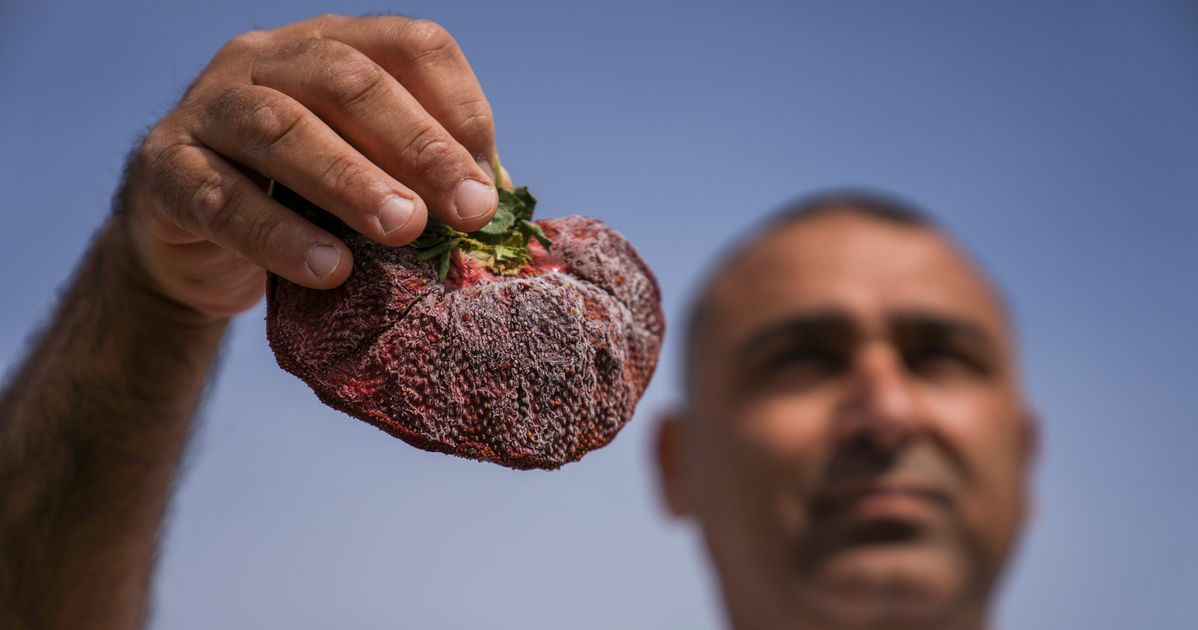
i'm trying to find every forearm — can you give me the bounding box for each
[0,214,229,629]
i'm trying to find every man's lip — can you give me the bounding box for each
[813,484,950,520]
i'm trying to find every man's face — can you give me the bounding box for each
[658,212,1034,629]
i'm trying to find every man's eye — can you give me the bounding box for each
[757,347,845,385]
[904,346,985,378]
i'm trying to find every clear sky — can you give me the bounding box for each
[2,1,1195,628]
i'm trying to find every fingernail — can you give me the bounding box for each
[378,195,415,235]
[454,179,497,221]
[306,244,340,281]
[475,158,497,184]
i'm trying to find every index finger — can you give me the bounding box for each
[317,15,500,178]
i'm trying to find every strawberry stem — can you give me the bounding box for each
[406,169,551,281]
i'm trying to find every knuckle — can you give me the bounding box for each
[214,87,304,154]
[207,84,253,124]
[143,139,195,216]
[246,213,285,259]
[399,124,455,172]
[139,126,177,175]
[400,19,459,63]
[318,152,369,198]
[306,13,345,30]
[250,98,303,150]
[283,38,387,111]
[322,52,387,110]
[284,35,330,59]
[193,169,241,234]
[224,29,272,53]
[454,98,495,142]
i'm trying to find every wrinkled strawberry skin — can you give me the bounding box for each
[266,216,664,470]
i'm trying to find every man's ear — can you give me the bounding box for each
[1018,405,1041,523]
[1019,405,1041,467]
[653,407,695,519]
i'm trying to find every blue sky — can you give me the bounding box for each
[2,1,1196,628]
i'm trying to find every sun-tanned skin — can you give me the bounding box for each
[655,208,1037,630]
[0,14,507,629]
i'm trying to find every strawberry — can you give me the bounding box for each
[265,182,664,470]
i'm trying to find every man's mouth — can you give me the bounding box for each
[813,484,951,524]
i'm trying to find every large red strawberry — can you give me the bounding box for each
[265,183,664,470]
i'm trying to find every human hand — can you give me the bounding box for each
[114,14,507,319]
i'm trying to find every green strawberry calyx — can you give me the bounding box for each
[408,166,552,280]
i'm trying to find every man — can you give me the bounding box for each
[654,196,1036,629]
[0,14,1035,630]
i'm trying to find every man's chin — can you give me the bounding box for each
[799,544,972,627]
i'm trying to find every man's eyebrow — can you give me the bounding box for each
[735,309,854,362]
[735,309,1002,362]
[892,310,1000,357]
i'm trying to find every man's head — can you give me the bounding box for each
[655,192,1036,629]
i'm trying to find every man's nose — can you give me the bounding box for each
[836,342,920,452]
